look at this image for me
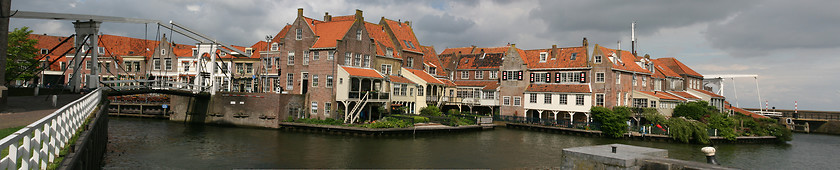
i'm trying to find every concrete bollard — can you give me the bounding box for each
[701,146,719,165]
[52,95,58,107]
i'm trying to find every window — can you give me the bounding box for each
[393,84,401,96]
[576,94,585,106]
[296,29,302,40]
[183,62,190,72]
[356,29,362,40]
[409,88,414,96]
[236,63,244,74]
[325,103,331,116]
[328,51,334,60]
[418,86,424,96]
[313,51,319,60]
[326,75,333,88]
[381,64,392,75]
[286,73,294,90]
[193,49,198,57]
[363,55,370,67]
[406,57,414,68]
[103,62,110,72]
[559,94,567,105]
[633,98,648,108]
[475,71,484,79]
[642,77,647,87]
[557,72,582,83]
[461,71,469,79]
[534,72,548,83]
[386,48,394,57]
[86,61,93,70]
[616,72,621,84]
[311,102,318,114]
[545,94,553,104]
[539,52,547,62]
[633,75,637,86]
[529,94,537,103]
[513,96,521,106]
[429,67,436,75]
[503,96,511,106]
[134,62,141,72]
[312,75,319,87]
[571,53,577,60]
[354,54,361,66]
[596,94,604,106]
[489,71,498,79]
[246,63,253,73]
[160,48,166,55]
[400,84,407,96]
[221,63,229,73]
[40,48,49,54]
[594,55,602,63]
[164,58,172,70]
[288,51,295,65]
[596,72,605,83]
[345,53,352,65]
[303,51,309,65]
[650,101,657,108]
[483,91,495,100]
[271,43,278,51]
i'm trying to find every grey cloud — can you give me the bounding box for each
[415,13,475,34]
[529,0,755,36]
[706,0,840,56]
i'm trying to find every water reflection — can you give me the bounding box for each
[104,117,839,169]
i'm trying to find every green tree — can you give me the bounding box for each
[673,101,716,120]
[591,106,630,138]
[706,112,737,140]
[5,27,40,84]
[419,105,442,117]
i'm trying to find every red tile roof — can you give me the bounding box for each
[725,104,769,119]
[638,91,683,101]
[526,84,591,93]
[331,15,356,21]
[365,22,401,59]
[652,59,681,79]
[440,46,475,55]
[456,53,503,70]
[523,46,588,69]
[405,68,444,85]
[692,88,725,98]
[596,46,651,74]
[311,20,355,48]
[668,91,700,100]
[388,75,416,84]
[271,25,292,42]
[438,78,456,87]
[383,19,422,53]
[654,58,702,78]
[29,34,75,71]
[419,45,446,76]
[341,66,383,79]
[483,82,500,90]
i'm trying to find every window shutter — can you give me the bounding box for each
[545,73,551,83]
[517,71,523,80]
[529,73,535,83]
[555,73,561,83]
[579,72,587,83]
[502,71,508,80]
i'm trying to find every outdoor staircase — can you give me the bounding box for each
[436,95,445,108]
[345,92,370,123]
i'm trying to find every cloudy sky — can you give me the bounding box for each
[9,0,840,111]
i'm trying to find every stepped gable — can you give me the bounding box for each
[654,57,703,78]
[523,46,587,69]
[526,84,591,93]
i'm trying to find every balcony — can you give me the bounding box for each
[348,91,389,100]
[426,95,440,103]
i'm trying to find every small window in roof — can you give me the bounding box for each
[571,53,577,60]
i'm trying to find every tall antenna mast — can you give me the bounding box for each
[631,21,637,56]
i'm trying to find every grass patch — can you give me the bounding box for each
[1,126,25,139]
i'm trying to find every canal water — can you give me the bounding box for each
[103,117,840,169]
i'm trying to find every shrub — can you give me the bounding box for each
[673,101,716,120]
[362,117,412,128]
[591,106,630,138]
[667,117,710,144]
[643,111,667,125]
[420,105,443,117]
[706,113,737,140]
[447,109,460,115]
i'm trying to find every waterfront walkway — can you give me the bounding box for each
[0,94,83,129]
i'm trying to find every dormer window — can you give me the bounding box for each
[594,55,602,63]
[270,43,279,51]
[40,48,49,54]
[571,53,577,60]
[539,52,547,62]
[192,49,198,57]
[98,47,105,54]
[386,48,394,57]
[245,48,253,55]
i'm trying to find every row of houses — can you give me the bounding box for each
[29,8,760,123]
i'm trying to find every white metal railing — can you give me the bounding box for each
[100,79,210,93]
[0,89,102,169]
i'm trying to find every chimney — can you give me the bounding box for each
[355,9,364,23]
[617,40,621,51]
[297,8,303,17]
[324,12,331,22]
[511,44,516,48]
[582,37,588,48]
[404,21,410,27]
[551,45,558,59]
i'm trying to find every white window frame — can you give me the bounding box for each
[594,55,602,63]
[559,94,567,105]
[575,94,585,106]
[98,47,106,54]
[356,29,362,40]
[539,52,547,62]
[312,75,319,87]
[326,75,334,88]
[461,71,469,79]
[513,96,522,106]
[296,29,302,40]
[286,73,294,90]
[288,51,295,65]
[475,71,484,79]
[152,59,161,70]
[313,51,319,60]
[328,51,335,60]
[345,52,352,65]
[381,64,392,75]
[596,72,605,83]
[354,54,361,66]
[164,58,172,70]
[303,51,310,65]
[325,103,331,116]
[311,102,318,115]
[503,96,511,106]
[616,72,621,84]
[407,57,414,68]
[363,55,370,67]
[271,43,279,51]
[529,94,537,103]
[489,71,498,79]
[544,94,552,104]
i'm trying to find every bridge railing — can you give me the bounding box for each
[0,89,102,169]
[100,79,210,93]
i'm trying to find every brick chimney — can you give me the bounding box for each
[551,45,557,59]
[404,21,410,27]
[324,12,331,22]
[297,8,303,17]
[355,9,364,23]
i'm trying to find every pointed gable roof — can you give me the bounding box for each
[389,75,416,85]
[440,46,475,55]
[655,57,702,78]
[310,20,355,49]
[419,45,446,76]
[383,18,422,53]
[365,22,401,59]
[596,46,652,74]
[652,59,682,79]
[405,68,444,85]
[523,46,587,69]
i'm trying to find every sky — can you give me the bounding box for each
[8,0,840,111]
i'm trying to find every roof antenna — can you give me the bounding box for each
[631,21,637,56]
